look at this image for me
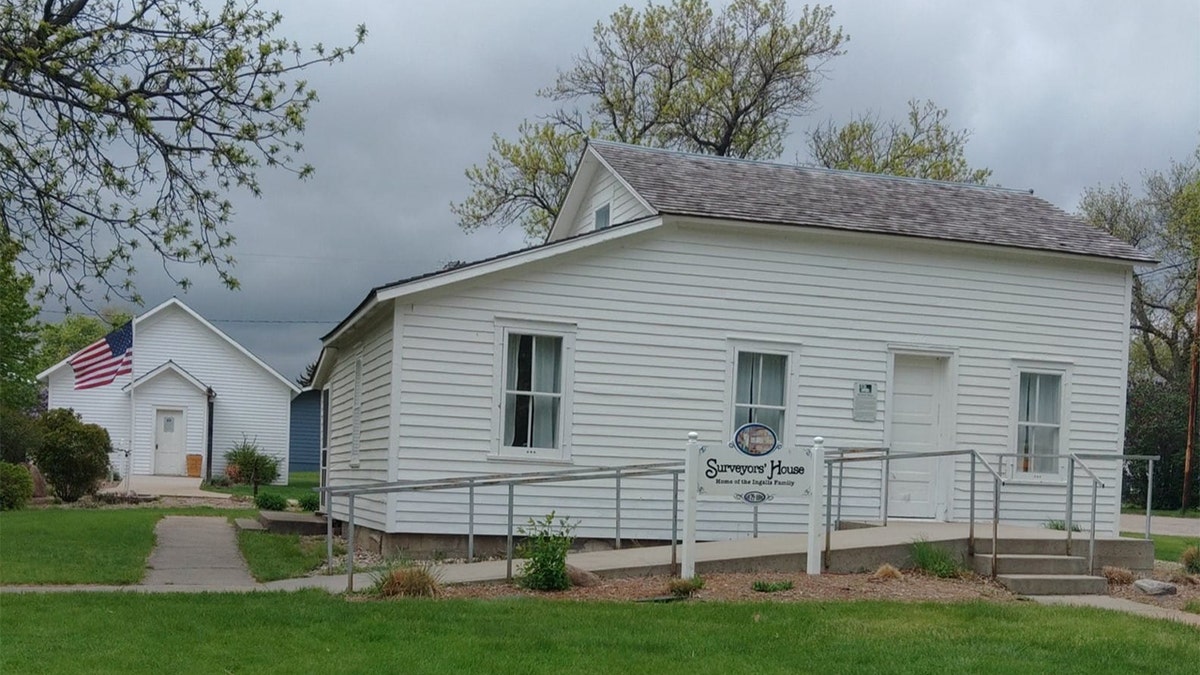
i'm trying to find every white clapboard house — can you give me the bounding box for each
[39,298,298,481]
[312,141,1152,550]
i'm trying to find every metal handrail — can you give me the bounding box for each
[317,462,684,591]
[1064,453,1159,574]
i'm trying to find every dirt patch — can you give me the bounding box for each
[27,492,252,511]
[436,570,1018,603]
[1108,561,1200,612]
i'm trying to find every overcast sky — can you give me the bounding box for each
[41,0,1200,382]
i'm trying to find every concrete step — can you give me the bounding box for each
[974,538,1070,555]
[971,554,1086,576]
[258,510,329,536]
[234,517,266,532]
[996,574,1108,596]
[973,537,1154,571]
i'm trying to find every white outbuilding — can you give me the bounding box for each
[313,141,1154,553]
[39,298,298,481]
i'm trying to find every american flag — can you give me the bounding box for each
[71,322,134,390]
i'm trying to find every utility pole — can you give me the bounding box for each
[1183,268,1199,512]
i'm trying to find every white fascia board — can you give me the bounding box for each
[545,151,600,243]
[122,360,209,393]
[589,147,656,217]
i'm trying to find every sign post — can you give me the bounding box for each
[806,437,824,575]
[682,432,700,579]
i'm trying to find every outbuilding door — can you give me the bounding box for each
[886,355,947,519]
[155,409,186,476]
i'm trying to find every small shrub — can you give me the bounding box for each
[1180,545,1200,574]
[517,511,576,591]
[33,409,111,502]
[1101,566,1134,585]
[371,561,442,598]
[298,492,320,512]
[223,438,279,496]
[204,475,232,488]
[869,563,904,582]
[1043,519,1083,532]
[0,462,34,510]
[909,538,963,579]
[254,492,288,511]
[0,407,42,464]
[668,576,705,598]
[751,579,794,593]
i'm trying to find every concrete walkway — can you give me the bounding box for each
[99,476,230,499]
[1119,514,1198,538]
[141,516,257,589]
[1032,595,1200,627]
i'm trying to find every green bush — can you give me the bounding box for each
[1182,546,1200,575]
[0,462,34,510]
[254,492,288,511]
[667,576,705,598]
[203,475,231,488]
[298,492,320,512]
[33,409,111,503]
[0,407,42,464]
[1123,379,1198,510]
[223,438,279,496]
[909,538,963,579]
[517,511,576,591]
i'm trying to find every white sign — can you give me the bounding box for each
[852,382,877,422]
[695,423,811,502]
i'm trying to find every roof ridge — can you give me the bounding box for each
[586,138,1032,196]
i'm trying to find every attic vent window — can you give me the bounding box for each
[594,204,611,230]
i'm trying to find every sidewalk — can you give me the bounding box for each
[1119,514,1198,538]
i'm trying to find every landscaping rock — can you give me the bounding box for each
[1133,578,1177,596]
[567,564,601,588]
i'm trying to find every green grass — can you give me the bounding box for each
[1185,600,1200,615]
[203,470,320,502]
[909,538,963,578]
[1121,505,1200,518]
[1121,532,1200,563]
[2,593,1197,673]
[0,507,256,585]
[237,530,338,582]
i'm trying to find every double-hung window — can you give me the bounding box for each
[732,349,790,437]
[496,322,575,459]
[1016,372,1061,474]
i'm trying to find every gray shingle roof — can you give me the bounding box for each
[589,140,1155,263]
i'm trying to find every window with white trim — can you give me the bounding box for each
[495,322,575,459]
[594,203,611,231]
[732,350,789,436]
[1016,371,1061,474]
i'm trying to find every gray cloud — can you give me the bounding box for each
[42,0,1200,381]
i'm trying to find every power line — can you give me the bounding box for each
[1134,258,1196,278]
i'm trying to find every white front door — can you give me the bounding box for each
[155,409,186,476]
[887,355,945,519]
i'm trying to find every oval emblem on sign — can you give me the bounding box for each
[733,423,778,457]
[741,491,768,504]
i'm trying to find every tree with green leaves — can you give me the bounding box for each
[34,308,133,375]
[806,99,991,184]
[1080,148,1199,384]
[1,0,365,306]
[0,237,40,411]
[453,0,847,241]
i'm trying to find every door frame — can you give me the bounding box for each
[153,407,187,476]
[884,345,958,520]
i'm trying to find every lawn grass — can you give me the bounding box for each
[1121,505,1200,518]
[2,593,1196,673]
[203,470,320,502]
[237,531,338,582]
[0,507,256,585]
[1121,532,1200,563]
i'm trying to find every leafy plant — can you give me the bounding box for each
[909,538,963,579]
[223,438,279,496]
[254,492,288,511]
[0,462,34,510]
[667,576,705,598]
[517,511,576,591]
[752,579,794,593]
[33,408,111,502]
[371,560,442,598]
[0,407,42,464]
[298,492,320,512]
[1044,520,1083,532]
[1181,545,1200,575]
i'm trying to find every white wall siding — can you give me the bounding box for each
[130,371,207,475]
[564,167,652,237]
[323,313,392,531]
[371,222,1130,539]
[45,367,131,472]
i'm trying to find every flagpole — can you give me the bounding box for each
[126,318,135,496]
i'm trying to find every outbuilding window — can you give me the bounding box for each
[1016,372,1061,474]
[494,320,576,460]
[594,203,611,230]
[733,351,788,436]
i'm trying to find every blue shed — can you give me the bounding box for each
[289,389,321,473]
